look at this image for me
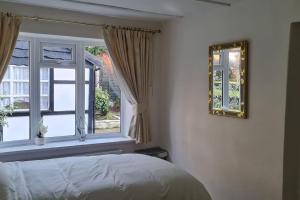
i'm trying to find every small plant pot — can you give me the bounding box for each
[35,137,45,145]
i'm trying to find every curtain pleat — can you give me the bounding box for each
[0,13,22,83]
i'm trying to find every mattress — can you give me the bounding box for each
[0,153,211,200]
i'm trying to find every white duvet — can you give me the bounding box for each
[0,154,211,200]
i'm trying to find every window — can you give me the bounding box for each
[0,34,124,146]
[85,46,121,135]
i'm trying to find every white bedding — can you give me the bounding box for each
[0,154,211,200]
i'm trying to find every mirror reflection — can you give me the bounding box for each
[209,41,248,118]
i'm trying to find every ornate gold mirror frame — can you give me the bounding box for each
[208,41,248,118]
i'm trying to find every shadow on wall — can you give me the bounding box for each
[282,22,300,200]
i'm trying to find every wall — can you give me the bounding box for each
[0,2,162,155]
[158,0,300,200]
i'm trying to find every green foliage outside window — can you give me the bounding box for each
[85,46,107,56]
[95,87,110,116]
[0,98,13,127]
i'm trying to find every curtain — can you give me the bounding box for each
[0,13,22,83]
[103,26,154,144]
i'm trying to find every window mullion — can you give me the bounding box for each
[49,68,54,112]
[75,43,85,138]
[30,38,40,142]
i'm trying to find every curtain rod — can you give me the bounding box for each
[21,15,161,33]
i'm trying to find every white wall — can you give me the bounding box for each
[158,0,300,200]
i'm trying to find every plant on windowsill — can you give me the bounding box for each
[0,106,13,141]
[35,119,48,145]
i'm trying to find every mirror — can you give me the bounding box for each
[208,41,248,118]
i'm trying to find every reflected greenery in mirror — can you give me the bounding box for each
[208,41,248,118]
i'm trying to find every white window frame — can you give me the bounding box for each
[0,33,125,148]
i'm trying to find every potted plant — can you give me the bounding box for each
[35,118,48,145]
[0,106,13,141]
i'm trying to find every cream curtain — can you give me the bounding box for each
[103,26,154,144]
[0,13,22,83]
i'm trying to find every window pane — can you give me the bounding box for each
[0,82,10,95]
[13,82,29,95]
[54,84,75,111]
[43,115,75,137]
[54,68,75,81]
[228,50,241,111]
[85,84,89,110]
[40,68,50,110]
[0,98,10,107]
[3,117,30,142]
[14,66,29,80]
[40,68,49,80]
[13,97,30,110]
[85,46,121,134]
[0,40,30,142]
[41,96,49,110]
[42,44,73,62]
[41,82,49,96]
[85,68,90,81]
[213,70,223,109]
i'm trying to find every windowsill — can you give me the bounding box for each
[0,136,135,156]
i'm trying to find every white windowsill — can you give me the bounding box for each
[0,137,134,155]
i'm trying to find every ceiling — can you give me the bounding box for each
[0,0,242,20]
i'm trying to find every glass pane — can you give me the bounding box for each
[40,68,49,80]
[0,98,10,107]
[54,68,75,81]
[3,117,30,142]
[0,40,30,142]
[85,46,121,134]
[42,45,73,61]
[85,84,89,110]
[213,70,223,109]
[41,96,49,110]
[85,68,90,81]
[14,66,29,80]
[40,68,50,110]
[228,50,241,111]
[229,83,240,111]
[13,82,29,95]
[43,115,75,137]
[41,82,49,96]
[0,82,10,95]
[54,84,75,111]
[13,97,30,110]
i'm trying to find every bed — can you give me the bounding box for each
[0,154,211,200]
